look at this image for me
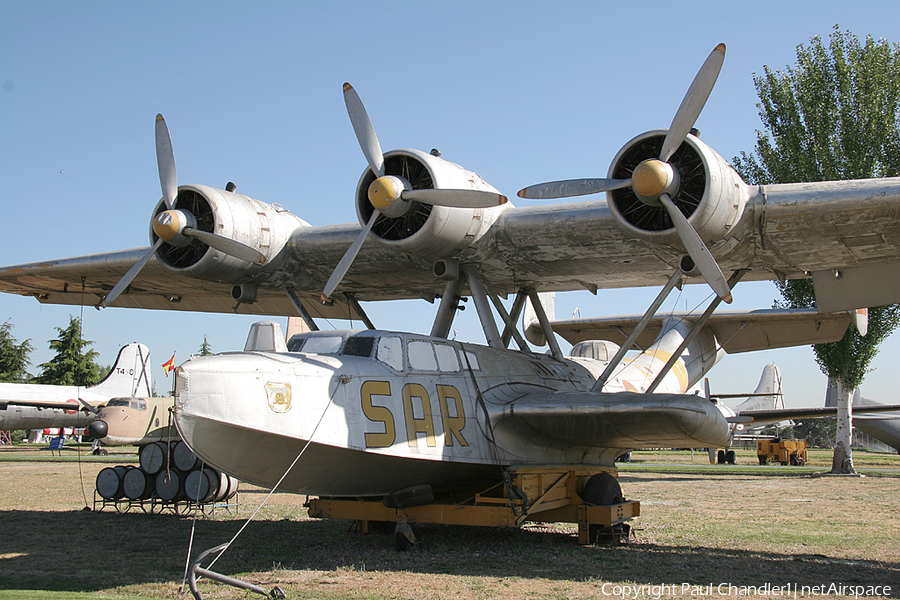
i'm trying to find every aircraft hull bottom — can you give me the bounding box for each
[176,413,505,497]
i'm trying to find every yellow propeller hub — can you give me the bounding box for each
[152,210,183,241]
[632,160,674,198]
[368,176,403,210]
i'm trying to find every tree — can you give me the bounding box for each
[34,316,103,387]
[0,320,33,383]
[197,335,214,356]
[735,27,900,474]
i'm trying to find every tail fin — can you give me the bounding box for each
[523,292,556,346]
[89,343,152,397]
[734,363,782,412]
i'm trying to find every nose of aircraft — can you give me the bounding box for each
[87,420,108,439]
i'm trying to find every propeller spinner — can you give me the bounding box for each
[517,44,731,303]
[101,115,265,307]
[321,84,508,303]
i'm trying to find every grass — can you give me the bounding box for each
[0,446,898,599]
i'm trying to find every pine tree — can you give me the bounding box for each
[34,316,102,387]
[735,26,900,473]
[197,335,214,356]
[0,320,33,382]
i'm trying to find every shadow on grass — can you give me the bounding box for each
[0,510,897,595]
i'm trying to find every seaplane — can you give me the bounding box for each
[3,43,900,547]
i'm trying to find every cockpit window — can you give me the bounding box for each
[107,398,131,407]
[296,336,343,354]
[342,336,375,358]
[376,336,403,371]
[106,398,146,411]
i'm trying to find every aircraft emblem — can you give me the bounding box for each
[265,382,292,413]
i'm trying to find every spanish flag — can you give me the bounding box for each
[162,353,176,377]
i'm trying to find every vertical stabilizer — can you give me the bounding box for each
[89,343,152,397]
[734,363,782,412]
[523,292,556,346]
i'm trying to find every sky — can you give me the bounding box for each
[2,1,900,406]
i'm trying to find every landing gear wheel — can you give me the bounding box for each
[582,473,624,506]
[717,450,726,464]
[726,450,736,465]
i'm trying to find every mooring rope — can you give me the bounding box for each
[180,373,342,588]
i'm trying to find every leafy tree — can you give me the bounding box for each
[197,335,214,356]
[735,27,900,473]
[0,320,33,382]
[34,316,103,387]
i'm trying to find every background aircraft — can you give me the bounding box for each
[825,380,900,453]
[0,343,152,432]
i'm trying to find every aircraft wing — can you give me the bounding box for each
[729,404,900,425]
[542,308,854,354]
[0,246,366,320]
[0,399,93,413]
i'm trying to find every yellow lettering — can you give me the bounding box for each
[437,385,468,446]
[361,380,395,448]
[402,383,436,447]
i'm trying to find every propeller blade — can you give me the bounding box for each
[103,238,164,307]
[155,114,178,210]
[321,209,381,303]
[517,178,632,200]
[78,398,100,416]
[659,43,726,163]
[402,188,508,208]
[659,193,732,303]
[343,83,385,178]
[182,228,266,264]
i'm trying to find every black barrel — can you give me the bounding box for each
[185,468,219,503]
[139,441,169,475]
[123,466,154,500]
[155,469,186,502]
[172,440,198,472]
[96,465,129,500]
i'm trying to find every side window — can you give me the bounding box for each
[408,340,438,371]
[461,350,480,371]
[434,343,460,372]
[376,336,404,371]
[343,336,375,358]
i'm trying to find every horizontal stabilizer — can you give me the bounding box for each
[729,403,900,425]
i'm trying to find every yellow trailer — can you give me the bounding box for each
[307,466,639,549]
[757,438,808,465]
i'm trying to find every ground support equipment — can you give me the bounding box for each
[307,466,639,547]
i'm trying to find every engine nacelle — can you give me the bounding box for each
[607,130,751,251]
[354,149,507,259]
[150,184,309,284]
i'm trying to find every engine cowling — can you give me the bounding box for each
[150,184,309,283]
[354,148,507,259]
[607,130,750,251]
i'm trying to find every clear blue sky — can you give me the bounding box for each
[2,1,899,405]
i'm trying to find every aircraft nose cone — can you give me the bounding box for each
[87,420,108,439]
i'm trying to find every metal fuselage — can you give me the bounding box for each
[174,323,735,498]
[91,397,177,446]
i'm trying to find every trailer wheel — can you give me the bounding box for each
[582,473,623,506]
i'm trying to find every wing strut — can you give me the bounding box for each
[645,270,746,394]
[525,287,565,361]
[431,275,465,339]
[284,287,320,332]
[463,265,504,349]
[591,267,686,392]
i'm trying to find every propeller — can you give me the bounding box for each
[517,44,732,303]
[101,115,265,307]
[320,84,508,303]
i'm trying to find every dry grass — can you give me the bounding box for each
[0,446,898,599]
